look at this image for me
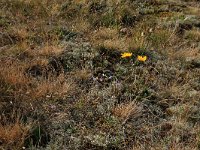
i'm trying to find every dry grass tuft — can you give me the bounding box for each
[37,45,64,57]
[90,27,134,50]
[0,58,29,87]
[173,47,200,60]
[112,101,142,124]
[29,74,74,100]
[0,121,30,150]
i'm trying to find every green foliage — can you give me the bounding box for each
[25,124,50,148]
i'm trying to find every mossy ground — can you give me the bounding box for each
[0,0,200,149]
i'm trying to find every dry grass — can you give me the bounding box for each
[0,121,30,150]
[90,27,134,50]
[0,56,74,99]
[187,6,200,16]
[0,58,29,87]
[37,45,64,57]
[112,101,142,124]
[185,29,200,42]
[1,0,200,149]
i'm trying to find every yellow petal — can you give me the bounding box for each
[121,52,132,58]
[137,55,147,62]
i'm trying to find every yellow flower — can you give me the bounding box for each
[137,55,147,62]
[121,52,133,58]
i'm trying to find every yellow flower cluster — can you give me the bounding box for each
[121,52,147,62]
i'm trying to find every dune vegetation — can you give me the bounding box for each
[0,0,200,149]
